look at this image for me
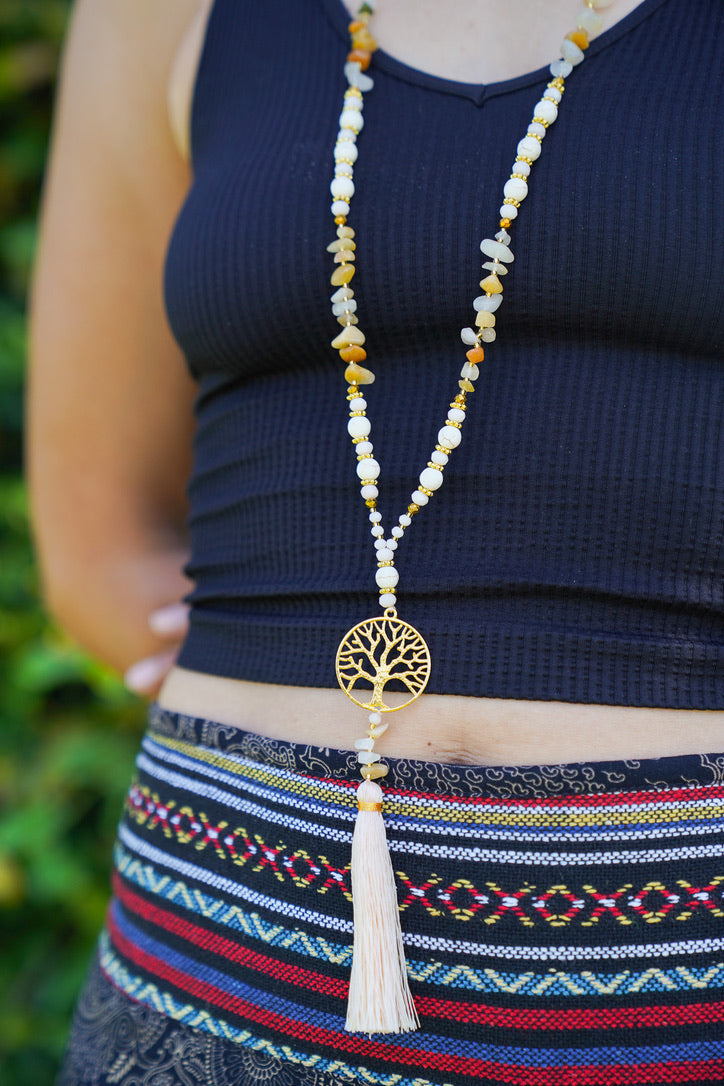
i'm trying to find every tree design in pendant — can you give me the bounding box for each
[335,614,431,712]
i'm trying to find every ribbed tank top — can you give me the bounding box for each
[165,0,724,707]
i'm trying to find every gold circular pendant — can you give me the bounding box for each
[335,614,431,712]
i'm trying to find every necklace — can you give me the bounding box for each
[328,0,612,1035]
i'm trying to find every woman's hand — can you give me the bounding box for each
[124,601,190,698]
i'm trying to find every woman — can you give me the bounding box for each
[29,0,724,1083]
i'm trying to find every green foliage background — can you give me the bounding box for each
[0,4,146,1082]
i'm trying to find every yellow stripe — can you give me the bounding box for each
[147,733,723,828]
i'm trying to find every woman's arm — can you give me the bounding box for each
[28,0,201,676]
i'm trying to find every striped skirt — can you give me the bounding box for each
[59,705,724,1086]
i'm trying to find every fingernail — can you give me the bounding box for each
[124,657,167,693]
[148,602,189,636]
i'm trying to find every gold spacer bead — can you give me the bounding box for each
[334,215,347,225]
[365,499,377,508]
[499,218,512,229]
[377,560,394,567]
[419,486,433,498]
[408,503,420,515]
[426,462,443,471]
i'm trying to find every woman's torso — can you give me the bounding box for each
[159,0,724,763]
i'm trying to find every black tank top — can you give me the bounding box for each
[165,0,724,707]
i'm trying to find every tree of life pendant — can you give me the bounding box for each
[335,611,431,712]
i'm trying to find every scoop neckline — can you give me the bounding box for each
[320,0,670,105]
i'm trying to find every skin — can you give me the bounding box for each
[29,0,724,765]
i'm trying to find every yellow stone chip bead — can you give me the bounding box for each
[362,763,389,780]
[327,238,356,252]
[344,363,375,384]
[332,326,366,348]
[337,225,355,238]
[331,265,355,286]
[480,274,503,294]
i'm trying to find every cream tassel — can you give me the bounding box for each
[345,778,419,1034]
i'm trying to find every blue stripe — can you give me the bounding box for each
[110,899,724,1067]
[115,845,724,997]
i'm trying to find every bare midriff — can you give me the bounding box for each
[158,666,724,765]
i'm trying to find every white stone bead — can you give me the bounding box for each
[460,327,478,345]
[411,490,429,505]
[349,397,366,412]
[577,7,603,33]
[499,204,518,220]
[331,286,354,303]
[378,592,396,608]
[339,109,364,132]
[474,294,502,312]
[461,362,479,381]
[386,538,397,550]
[334,164,354,181]
[332,300,357,316]
[513,160,531,177]
[545,86,563,104]
[560,38,585,65]
[534,98,559,123]
[375,566,399,589]
[342,90,363,110]
[504,177,528,202]
[347,416,371,439]
[527,121,547,138]
[331,200,350,217]
[482,261,508,275]
[356,457,380,480]
[334,140,358,163]
[331,177,355,200]
[376,547,394,562]
[371,525,384,537]
[357,750,381,765]
[496,228,511,244]
[355,736,374,751]
[431,449,448,466]
[481,328,496,342]
[550,59,573,78]
[399,514,411,526]
[419,466,443,491]
[517,135,541,161]
[374,538,386,549]
[356,441,373,456]
[369,510,382,522]
[448,408,465,423]
[360,484,378,499]
[391,526,404,537]
[345,63,374,92]
[480,238,514,263]
[438,425,462,449]
[368,711,382,726]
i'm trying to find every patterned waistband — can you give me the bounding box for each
[103,705,724,1085]
[148,701,724,798]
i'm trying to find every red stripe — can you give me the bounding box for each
[112,872,346,998]
[384,782,724,811]
[114,872,724,1034]
[103,916,724,1086]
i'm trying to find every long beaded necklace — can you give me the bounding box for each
[327,0,614,1035]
